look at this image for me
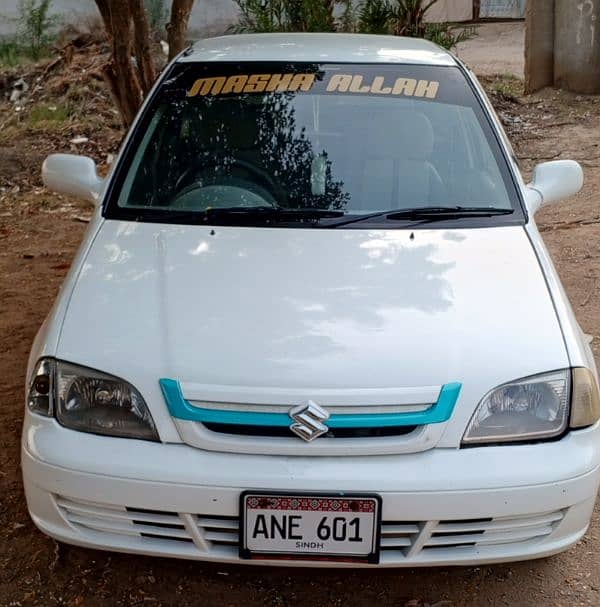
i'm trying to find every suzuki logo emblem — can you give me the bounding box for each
[289,401,330,442]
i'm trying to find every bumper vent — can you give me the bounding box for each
[56,495,566,563]
[421,511,565,551]
[57,496,239,552]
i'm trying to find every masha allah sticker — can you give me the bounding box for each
[186,73,440,99]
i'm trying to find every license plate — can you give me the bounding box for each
[240,492,381,563]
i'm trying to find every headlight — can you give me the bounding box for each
[56,361,159,441]
[27,359,159,441]
[462,370,570,445]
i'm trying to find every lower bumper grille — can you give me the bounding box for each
[56,495,566,562]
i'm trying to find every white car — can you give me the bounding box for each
[23,33,600,568]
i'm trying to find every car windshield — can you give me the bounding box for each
[107,62,522,226]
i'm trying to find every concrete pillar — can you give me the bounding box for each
[554,0,600,94]
[524,0,555,94]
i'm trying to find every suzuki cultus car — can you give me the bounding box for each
[22,34,600,567]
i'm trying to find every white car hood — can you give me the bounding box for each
[57,221,568,438]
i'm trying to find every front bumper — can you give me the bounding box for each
[22,414,600,567]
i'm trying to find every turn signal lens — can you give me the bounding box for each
[570,367,600,428]
[27,358,55,416]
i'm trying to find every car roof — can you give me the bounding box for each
[179,33,458,67]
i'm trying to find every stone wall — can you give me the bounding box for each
[0,0,240,38]
[525,0,600,94]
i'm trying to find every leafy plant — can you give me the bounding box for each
[0,40,24,67]
[388,0,438,36]
[304,0,336,31]
[17,0,59,60]
[359,0,475,50]
[423,22,474,50]
[234,0,285,32]
[358,0,391,34]
[337,0,358,33]
[233,0,337,33]
[232,0,474,50]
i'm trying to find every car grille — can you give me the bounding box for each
[174,400,439,456]
[164,381,458,456]
[56,495,566,562]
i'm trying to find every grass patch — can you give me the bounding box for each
[0,40,32,67]
[491,73,524,98]
[27,102,72,128]
[0,38,56,67]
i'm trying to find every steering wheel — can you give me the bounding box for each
[171,158,280,209]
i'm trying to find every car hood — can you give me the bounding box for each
[57,221,568,434]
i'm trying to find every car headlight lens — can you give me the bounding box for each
[54,360,159,441]
[462,370,570,445]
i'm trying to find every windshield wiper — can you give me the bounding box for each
[327,206,514,228]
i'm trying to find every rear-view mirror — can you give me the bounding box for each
[42,153,104,205]
[526,160,583,214]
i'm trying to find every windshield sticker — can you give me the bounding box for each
[326,75,439,98]
[187,73,316,97]
[186,73,440,99]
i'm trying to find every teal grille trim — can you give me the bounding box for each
[159,379,461,428]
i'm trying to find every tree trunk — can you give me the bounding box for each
[167,0,195,60]
[94,0,195,125]
[110,3,144,127]
[129,0,157,95]
[94,0,143,126]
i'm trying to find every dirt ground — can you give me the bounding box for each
[456,22,525,79]
[2,34,600,607]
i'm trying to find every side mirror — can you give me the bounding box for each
[42,154,104,205]
[526,160,583,214]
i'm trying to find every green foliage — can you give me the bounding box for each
[487,73,524,98]
[234,0,284,32]
[357,0,391,34]
[0,40,24,67]
[144,0,169,33]
[0,0,60,66]
[17,0,58,60]
[233,0,474,50]
[28,102,72,125]
[233,0,337,33]
[301,0,336,31]
[423,22,474,50]
[358,0,475,50]
[337,0,358,33]
[388,0,437,36]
